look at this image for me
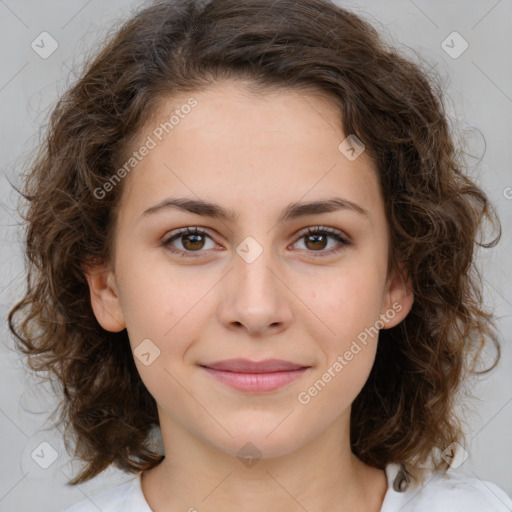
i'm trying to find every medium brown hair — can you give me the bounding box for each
[8,0,501,485]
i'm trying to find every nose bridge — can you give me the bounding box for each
[219,233,290,333]
[233,235,279,305]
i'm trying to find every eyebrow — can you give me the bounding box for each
[141,196,370,223]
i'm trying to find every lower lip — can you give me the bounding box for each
[201,367,309,392]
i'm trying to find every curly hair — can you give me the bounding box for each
[8,0,501,486]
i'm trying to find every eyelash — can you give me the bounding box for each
[162,226,351,258]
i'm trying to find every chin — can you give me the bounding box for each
[206,420,310,462]
[223,437,301,462]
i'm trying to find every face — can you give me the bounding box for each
[86,80,413,460]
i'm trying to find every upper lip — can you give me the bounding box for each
[200,358,309,373]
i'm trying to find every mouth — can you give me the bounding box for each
[198,358,311,392]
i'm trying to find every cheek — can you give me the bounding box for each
[297,270,385,402]
[116,246,206,341]
[298,275,382,413]
[310,268,386,345]
[117,264,219,406]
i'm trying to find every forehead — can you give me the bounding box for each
[118,80,382,224]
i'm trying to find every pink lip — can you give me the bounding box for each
[202,358,307,373]
[199,359,310,392]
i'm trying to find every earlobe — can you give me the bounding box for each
[381,264,414,329]
[82,261,126,332]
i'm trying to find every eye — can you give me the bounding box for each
[291,226,351,257]
[162,226,350,258]
[162,227,218,257]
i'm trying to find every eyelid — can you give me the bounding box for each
[162,225,351,257]
[290,226,351,258]
[296,225,351,243]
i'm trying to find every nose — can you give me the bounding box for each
[217,246,293,337]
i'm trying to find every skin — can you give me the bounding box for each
[85,79,414,512]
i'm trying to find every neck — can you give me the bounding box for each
[141,411,388,512]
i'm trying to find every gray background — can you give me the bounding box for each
[0,0,511,510]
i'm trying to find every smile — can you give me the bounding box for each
[199,366,310,392]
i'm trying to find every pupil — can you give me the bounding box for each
[184,234,204,250]
[307,234,326,250]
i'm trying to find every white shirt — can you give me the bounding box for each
[60,462,512,511]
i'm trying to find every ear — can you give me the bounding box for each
[380,262,414,329]
[82,260,126,332]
